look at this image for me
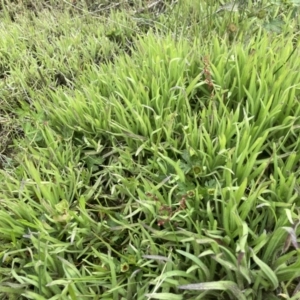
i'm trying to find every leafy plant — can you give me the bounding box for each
[0,0,300,299]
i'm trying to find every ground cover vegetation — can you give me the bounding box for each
[0,0,300,299]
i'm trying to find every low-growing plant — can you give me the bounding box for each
[0,0,300,299]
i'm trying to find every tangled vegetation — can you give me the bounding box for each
[0,0,300,299]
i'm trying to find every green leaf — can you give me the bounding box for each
[178,281,246,300]
[158,153,186,182]
[263,19,284,33]
[250,248,279,290]
[144,293,183,300]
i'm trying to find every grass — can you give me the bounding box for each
[0,0,300,299]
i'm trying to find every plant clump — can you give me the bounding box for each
[0,0,300,299]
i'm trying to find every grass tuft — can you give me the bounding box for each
[1,0,300,299]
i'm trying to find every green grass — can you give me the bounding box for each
[1,0,300,299]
